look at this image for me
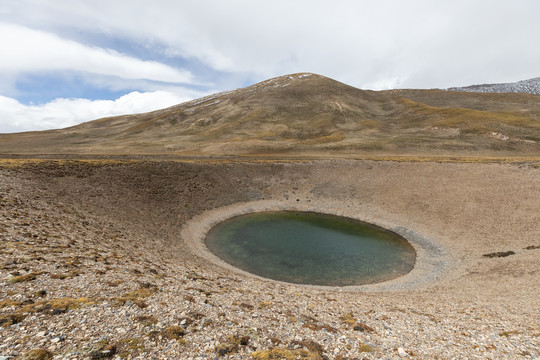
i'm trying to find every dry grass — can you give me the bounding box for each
[8,273,38,284]
[250,348,323,360]
[134,315,158,326]
[19,349,54,360]
[0,73,538,157]
[162,325,185,340]
[399,98,540,134]
[0,158,133,169]
[1,155,539,169]
[114,286,157,308]
[358,343,375,353]
[0,313,27,327]
[0,300,22,308]
[19,297,97,313]
[339,312,356,325]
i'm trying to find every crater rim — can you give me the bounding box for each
[181,200,452,292]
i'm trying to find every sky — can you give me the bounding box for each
[1,0,539,133]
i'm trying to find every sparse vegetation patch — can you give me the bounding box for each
[483,251,516,258]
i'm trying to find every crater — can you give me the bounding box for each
[182,200,451,291]
[205,211,416,286]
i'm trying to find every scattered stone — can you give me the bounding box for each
[89,343,117,360]
[352,322,375,332]
[50,336,65,343]
[398,347,408,357]
[239,303,254,311]
[50,308,67,315]
[33,290,47,298]
[187,312,205,320]
[0,159,538,359]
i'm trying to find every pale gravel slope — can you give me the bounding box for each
[0,159,539,359]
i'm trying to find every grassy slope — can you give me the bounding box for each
[0,73,539,157]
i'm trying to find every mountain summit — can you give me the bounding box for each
[1,73,539,156]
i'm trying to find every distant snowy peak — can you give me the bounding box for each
[448,77,540,95]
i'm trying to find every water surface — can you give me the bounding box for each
[205,211,416,286]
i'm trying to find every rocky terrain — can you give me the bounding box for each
[448,77,540,95]
[1,73,539,359]
[1,158,539,359]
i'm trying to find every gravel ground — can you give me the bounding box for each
[0,159,539,359]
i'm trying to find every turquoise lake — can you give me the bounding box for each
[205,211,416,286]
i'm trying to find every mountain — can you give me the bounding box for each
[1,73,539,157]
[448,77,540,95]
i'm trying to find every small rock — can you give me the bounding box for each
[353,322,375,332]
[398,347,407,358]
[50,309,66,315]
[89,344,117,359]
[33,290,47,298]
[51,336,65,343]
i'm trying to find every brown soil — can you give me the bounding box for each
[1,158,539,359]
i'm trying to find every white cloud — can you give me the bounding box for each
[0,22,193,84]
[3,0,539,89]
[1,0,539,133]
[0,90,202,133]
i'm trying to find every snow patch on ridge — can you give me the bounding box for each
[448,77,540,95]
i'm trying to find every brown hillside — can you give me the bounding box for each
[1,73,539,156]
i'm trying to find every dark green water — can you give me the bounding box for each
[205,211,416,286]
